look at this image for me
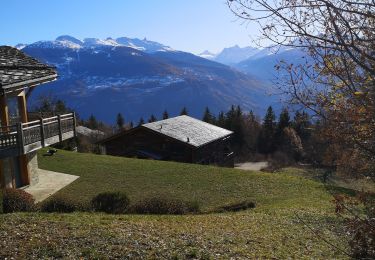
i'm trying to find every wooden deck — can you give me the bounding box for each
[0,113,76,158]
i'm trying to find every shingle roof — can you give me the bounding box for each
[0,46,57,94]
[143,115,233,147]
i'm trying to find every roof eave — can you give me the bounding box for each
[1,74,58,95]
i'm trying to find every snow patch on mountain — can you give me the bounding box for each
[198,50,217,60]
[116,37,173,53]
[84,75,185,90]
[83,38,121,48]
[28,40,82,49]
[15,44,27,50]
[214,45,259,65]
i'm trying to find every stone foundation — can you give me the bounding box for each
[0,152,39,188]
[27,152,39,186]
[0,158,15,188]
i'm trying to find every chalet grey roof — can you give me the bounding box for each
[143,115,233,147]
[0,46,57,94]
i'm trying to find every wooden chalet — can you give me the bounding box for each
[97,115,234,167]
[0,46,76,188]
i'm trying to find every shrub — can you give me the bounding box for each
[215,200,256,213]
[91,192,130,214]
[40,196,83,213]
[261,151,295,172]
[3,188,35,213]
[0,189,3,214]
[130,196,200,215]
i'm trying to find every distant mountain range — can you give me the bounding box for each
[17,35,282,124]
[199,45,260,65]
[201,43,308,83]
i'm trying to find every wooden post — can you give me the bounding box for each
[57,114,62,142]
[40,118,45,147]
[17,123,25,154]
[72,112,77,137]
[17,91,28,123]
[17,91,30,186]
[0,95,9,129]
[0,160,3,189]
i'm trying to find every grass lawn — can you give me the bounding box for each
[0,149,351,259]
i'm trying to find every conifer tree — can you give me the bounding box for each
[162,110,169,120]
[202,107,214,124]
[87,114,98,130]
[148,114,157,123]
[55,99,69,114]
[258,106,276,154]
[275,108,291,148]
[116,113,125,130]
[137,117,145,126]
[216,111,226,128]
[293,111,311,143]
[180,107,188,116]
[278,108,290,130]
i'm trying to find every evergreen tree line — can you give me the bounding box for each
[201,105,312,160]
[67,101,324,164]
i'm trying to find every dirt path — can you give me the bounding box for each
[235,161,268,171]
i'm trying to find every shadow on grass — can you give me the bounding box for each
[324,184,357,197]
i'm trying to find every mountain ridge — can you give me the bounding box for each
[19,35,277,124]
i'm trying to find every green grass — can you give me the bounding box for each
[0,149,351,259]
[37,149,334,211]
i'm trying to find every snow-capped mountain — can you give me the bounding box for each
[19,35,276,123]
[214,45,259,65]
[199,44,300,66]
[24,35,173,53]
[232,42,309,82]
[198,50,217,60]
[198,42,306,84]
[199,45,261,65]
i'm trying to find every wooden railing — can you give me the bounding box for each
[0,125,18,150]
[0,113,76,158]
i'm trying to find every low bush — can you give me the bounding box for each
[3,188,35,213]
[130,196,200,215]
[262,151,295,172]
[214,200,256,213]
[40,196,84,213]
[91,192,130,214]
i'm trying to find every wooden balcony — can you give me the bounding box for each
[0,113,76,159]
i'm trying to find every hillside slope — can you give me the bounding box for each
[0,149,349,258]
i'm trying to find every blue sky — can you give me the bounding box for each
[1,0,260,54]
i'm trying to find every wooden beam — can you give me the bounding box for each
[17,91,30,187]
[17,91,28,123]
[19,155,30,186]
[0,160,4,189]
[0,95,9,128]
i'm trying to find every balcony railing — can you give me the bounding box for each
[0,113,76,158]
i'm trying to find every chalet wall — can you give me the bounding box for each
[104,128,193,163]
[194,137,234,167]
